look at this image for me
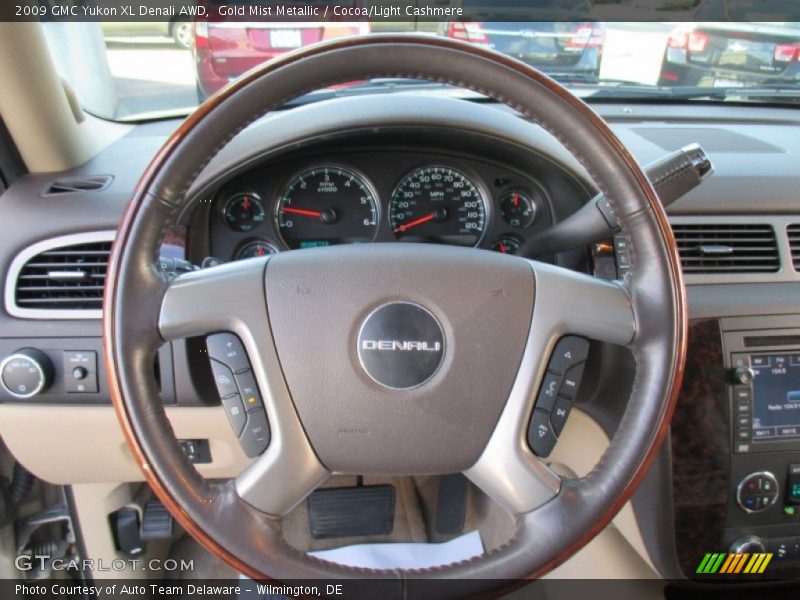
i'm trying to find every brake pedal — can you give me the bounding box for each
[307,485,395,540]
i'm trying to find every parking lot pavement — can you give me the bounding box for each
[105,23,678,118]
[106,42,197,117]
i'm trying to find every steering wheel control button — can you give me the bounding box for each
[206,333,250,373]
[221,394,247,436]
[528,409,557,458]
[63,350,98,393]
[737,471,779,513]
[234,370,263,413]
[535,372,563,413]
[548,336,589,375]
[550,397,573,437]
[240,409,271,458]
[357,302,445,390]
[560,362,585,401]
[0,349,53,399]
[209,360,238,398]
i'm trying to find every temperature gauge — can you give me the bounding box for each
[235,240,278,260]
[499,190,538,229]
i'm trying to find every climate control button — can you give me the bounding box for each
[737,471,779,513]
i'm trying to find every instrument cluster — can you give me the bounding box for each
[203,149,558,262]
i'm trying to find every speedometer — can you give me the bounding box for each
[388,166,487,246]
[275,166,379,250]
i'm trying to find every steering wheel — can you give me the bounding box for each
[104,35,686,594]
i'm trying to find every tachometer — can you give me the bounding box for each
[275,166,379,250]
[388,166,487,246]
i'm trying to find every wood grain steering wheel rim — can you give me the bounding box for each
[104,35,686,596]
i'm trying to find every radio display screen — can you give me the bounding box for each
[752,353,800,440]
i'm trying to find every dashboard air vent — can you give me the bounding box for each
[42,175,112,196]
[14,240,112,310]
[789,225,800,271]
[671,224,779,274]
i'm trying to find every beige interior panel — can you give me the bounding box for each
[0,406,251,484]
[548,408,657,573]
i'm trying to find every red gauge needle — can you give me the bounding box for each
[394,213,434,233]
[499,242,508,254]
[282,207,322,218]
[242,196,251,211]
[513,193,520,208]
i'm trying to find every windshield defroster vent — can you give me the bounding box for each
[13,239,112,311]
[789,225,800,271]
[42,175,113,196]
[671,224,779,275]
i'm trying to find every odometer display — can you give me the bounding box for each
[388,166,487,246]
[275,166,379,250]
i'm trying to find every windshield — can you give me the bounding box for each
[42,10,800,121]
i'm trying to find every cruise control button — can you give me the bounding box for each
[240,409,271,458]
[209,360,238,398]
[550,396,572,437]
[207,333,250,373]
[535,372,563,413]
[549,336,589,375]
[235,370,263,413]
[528,409,557,458]
[221,394,246,436]
[560,362,585,400]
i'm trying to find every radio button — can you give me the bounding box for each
[766,536,800,561]
[732,366,756,385]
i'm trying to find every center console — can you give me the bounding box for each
[672,316,800,579]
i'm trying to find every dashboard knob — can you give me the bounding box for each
[0,349,53,399]
[733,366,756,385]
[730,535,766,554]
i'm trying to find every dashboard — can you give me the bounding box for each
[2,96,800,585]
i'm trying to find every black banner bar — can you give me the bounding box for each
[4,0,800,23]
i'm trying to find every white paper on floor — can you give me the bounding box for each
[305,530,484,570]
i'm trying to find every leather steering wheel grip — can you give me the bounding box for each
[103,35,686,593]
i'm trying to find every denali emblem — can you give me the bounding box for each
[361,340,442,352]
[357,302,445,389]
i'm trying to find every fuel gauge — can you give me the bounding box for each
[491,236,522,255]
[499,190,538,229]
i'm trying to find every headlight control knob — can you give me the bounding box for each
[0,349,53,399]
